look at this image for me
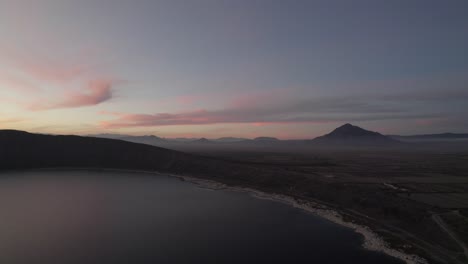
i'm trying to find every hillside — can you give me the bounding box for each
[0,130,296,187]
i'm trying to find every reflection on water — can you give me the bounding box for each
[0,170,402,264]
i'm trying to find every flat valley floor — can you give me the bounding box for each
[188,148,468,264]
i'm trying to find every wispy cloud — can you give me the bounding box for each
[99,89,451,129]
[100,110,437,129]
[29,79,114,110]
[1,53,116,110]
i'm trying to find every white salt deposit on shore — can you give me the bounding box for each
[176,174,428,264]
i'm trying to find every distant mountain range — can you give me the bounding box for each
[388,133,468,142]
[2,124,468,165]
[88,123,468,149]
[88,123,401,148]
[215,137,249,143]
[88,134,279,145]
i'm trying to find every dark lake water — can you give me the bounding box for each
[0,170,403,264]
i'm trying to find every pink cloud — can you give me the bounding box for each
[29,79,114,110]
[0,52,117,110]
[99,110,223,128]
[98,90,438,129]
[99,108,324,129]
[252,122,276,127]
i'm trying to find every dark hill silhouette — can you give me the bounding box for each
[0,130,299,188]
[88,133,126,139]
[0,130,180,171]
[191,138,213,144]
[312,124,398,146]
[253,137,279,142]
[118,135,168,145]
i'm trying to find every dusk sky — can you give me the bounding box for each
[1,0,467,139]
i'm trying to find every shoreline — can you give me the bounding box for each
[176,174,428,264]
[28,167,427,263]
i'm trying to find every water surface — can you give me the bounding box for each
[0,170,402,264]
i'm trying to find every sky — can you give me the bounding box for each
[1,0,467,139]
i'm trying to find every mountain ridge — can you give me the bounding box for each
[88,126,468,143]
[312,123,398,145]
